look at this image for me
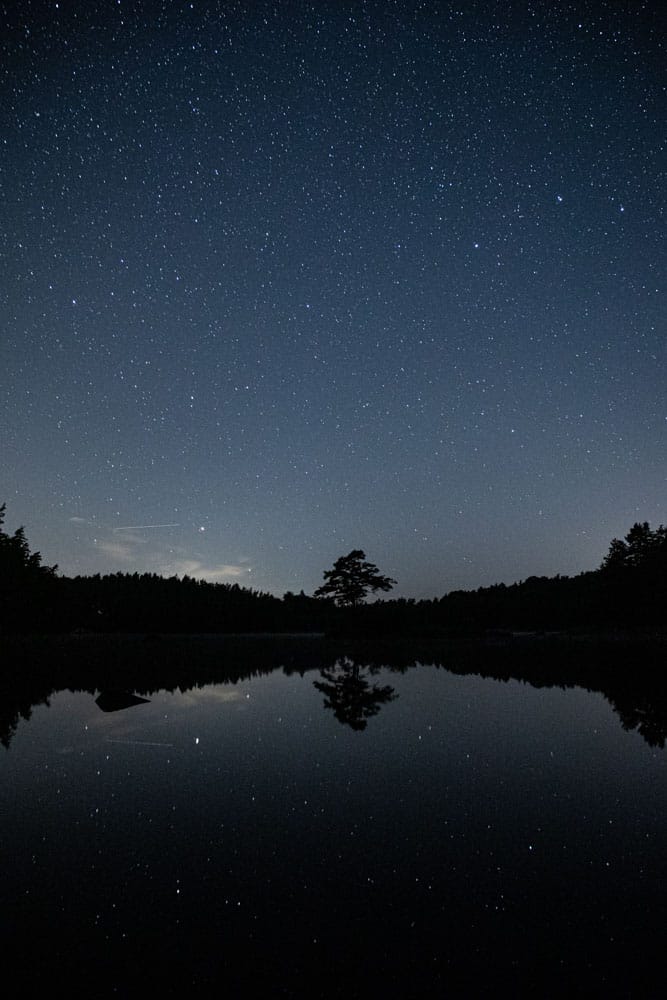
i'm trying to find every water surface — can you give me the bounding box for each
[2,652,665,995]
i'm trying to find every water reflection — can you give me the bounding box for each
[1,633,666,749]
[2,635,667,996]
[95,690,151,713]
[314,658,396,730]
[614,694,667,748]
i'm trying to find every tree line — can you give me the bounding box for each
[0,504,665,635]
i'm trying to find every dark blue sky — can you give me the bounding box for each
[2,0,664,598]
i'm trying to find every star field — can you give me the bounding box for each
[2,0,664,598]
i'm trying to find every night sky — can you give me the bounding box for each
[2,0,664,599]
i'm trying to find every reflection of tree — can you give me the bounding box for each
[612,697,667,749]
[314,658,396,730]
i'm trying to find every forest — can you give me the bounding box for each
[1,504,665,635]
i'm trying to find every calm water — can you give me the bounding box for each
[2,656,666,996]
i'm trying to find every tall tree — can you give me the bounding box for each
[314,550,396,607]
[0,504,57,582]
[601,522,667,571]
[0,504,57,632]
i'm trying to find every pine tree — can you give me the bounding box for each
[314,550,396,607]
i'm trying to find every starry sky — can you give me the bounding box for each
[2,0,664,599]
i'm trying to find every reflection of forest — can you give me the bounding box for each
[1,633,667,749]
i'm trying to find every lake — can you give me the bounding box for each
[1,638,666,996]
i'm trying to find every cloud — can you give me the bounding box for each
[176,687,243,707]
[95,540,137,563]
[108,530,148,545]
[90,531,252,584]
[157,558,251,583]
[69,516,88,523]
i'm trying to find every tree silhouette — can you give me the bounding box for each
[314,550,396,607]
[598,521,667,627]
[0,503,58,632]
[0,503,57,582]
[601,521,667,571]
